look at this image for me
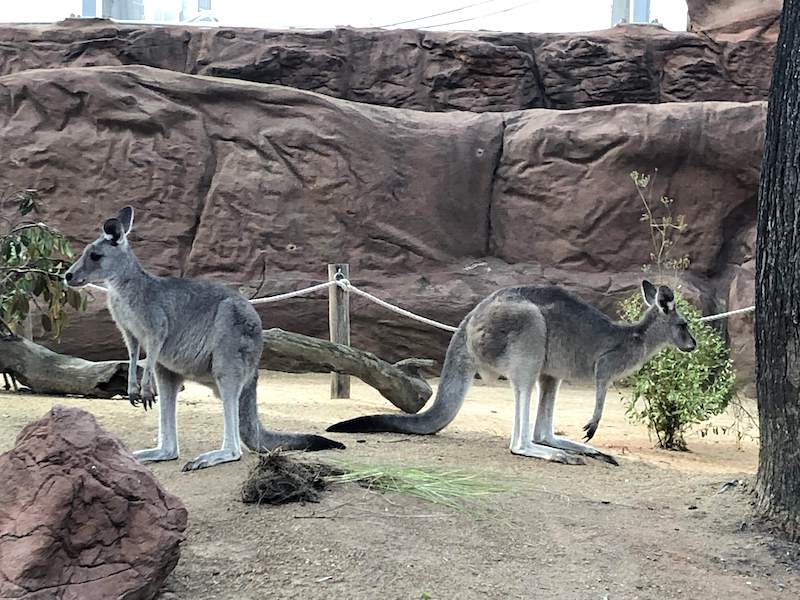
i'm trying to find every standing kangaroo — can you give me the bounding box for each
[65,207,344,471]
[328,281,696,465]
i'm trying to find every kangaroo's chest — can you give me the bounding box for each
[107,294,162,345]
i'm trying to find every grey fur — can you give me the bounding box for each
[65,207,344,471]
[328,281,695,466]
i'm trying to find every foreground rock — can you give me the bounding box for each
[0,406,187,600]
[0,18,774,111]
[0,66,761,383]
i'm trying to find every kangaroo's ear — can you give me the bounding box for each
[656,285,675,314]
[641,280,657,306]
[117,206,134,235]
[102,217,126,246]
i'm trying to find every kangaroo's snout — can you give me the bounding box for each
[64,266,85,287]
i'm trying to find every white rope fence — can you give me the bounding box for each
[87,280,338,304]
[249,280,336,305]
[333,277,458,332]
[84,280,754,331]
[698,305,755,322]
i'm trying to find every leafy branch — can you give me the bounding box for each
[0,188,86,339]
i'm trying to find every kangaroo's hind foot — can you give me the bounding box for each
[535,434,619,466]
[181,448,242,472]
[134,447,179,462]
[510,441,586,465]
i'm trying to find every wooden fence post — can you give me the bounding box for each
[328,263,350,398]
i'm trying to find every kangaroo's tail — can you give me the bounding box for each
[239,375,345,451]
[326,323,475,435]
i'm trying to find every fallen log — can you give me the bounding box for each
[0,333,135,398]
[0,329,434,413]
[262,328,433,414]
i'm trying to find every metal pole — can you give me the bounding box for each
[611,0,630,25]
[632,0,651,23]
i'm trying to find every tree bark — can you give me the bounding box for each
[0,329,434,414]
[755,0,800,540]
[0,333,134,398]
[262,328,433,414]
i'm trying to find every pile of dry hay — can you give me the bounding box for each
[241,450,506,509]
[241,450,343,505]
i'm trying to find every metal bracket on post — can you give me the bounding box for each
[328,263,351,398]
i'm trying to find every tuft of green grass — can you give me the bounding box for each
[325,464,507,510]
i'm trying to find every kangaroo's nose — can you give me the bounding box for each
[64,272,73,282]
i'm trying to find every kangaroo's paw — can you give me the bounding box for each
[582,420,599,441]
[181,449,241,472]
[133,447,179,463]
[140,390,157,411]
[128,391,141,408]
[510,443,586,465]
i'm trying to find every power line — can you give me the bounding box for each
[420,0,538,29]
[379,0,499,28]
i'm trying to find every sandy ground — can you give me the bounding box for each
[1,372,798,600]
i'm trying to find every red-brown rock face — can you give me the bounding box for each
[687,0,781,42]
[0,65,762,382]
[0,405,187,600]
[0,19,775,111]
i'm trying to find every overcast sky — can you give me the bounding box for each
[2,0,689,33]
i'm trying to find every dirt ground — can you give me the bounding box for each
[1,372,798,600]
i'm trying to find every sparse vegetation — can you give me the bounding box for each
[328,464,506,510]
[619,171,735,450]
[0,188,85,338]
[241,451,506,511]
[619,292,735,450]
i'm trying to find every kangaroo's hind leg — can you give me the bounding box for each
[506,341,584,465]
[532,375,618,466]
[181,373,244,471]
[181,298,257,471]
[133,364,182,463]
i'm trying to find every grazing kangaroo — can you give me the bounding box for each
[65,207,344,471]
[328,281,696,466]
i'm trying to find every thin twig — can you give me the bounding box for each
[0,316,17,337]
[249,253,270,300]
[0,266,63,277]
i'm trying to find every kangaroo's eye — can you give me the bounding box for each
[89,252,102,261]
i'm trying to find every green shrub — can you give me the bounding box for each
[618,292,736,450]
[0,188,85,338]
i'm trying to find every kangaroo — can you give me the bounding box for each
[65,206,344,471]
[328,281,696,466]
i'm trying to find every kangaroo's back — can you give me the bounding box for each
[467,285,623,382]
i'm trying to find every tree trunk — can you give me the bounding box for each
[0,329,434,414]
[755,0,800,540]
[0,333,134,398]
[262,328,433,414]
